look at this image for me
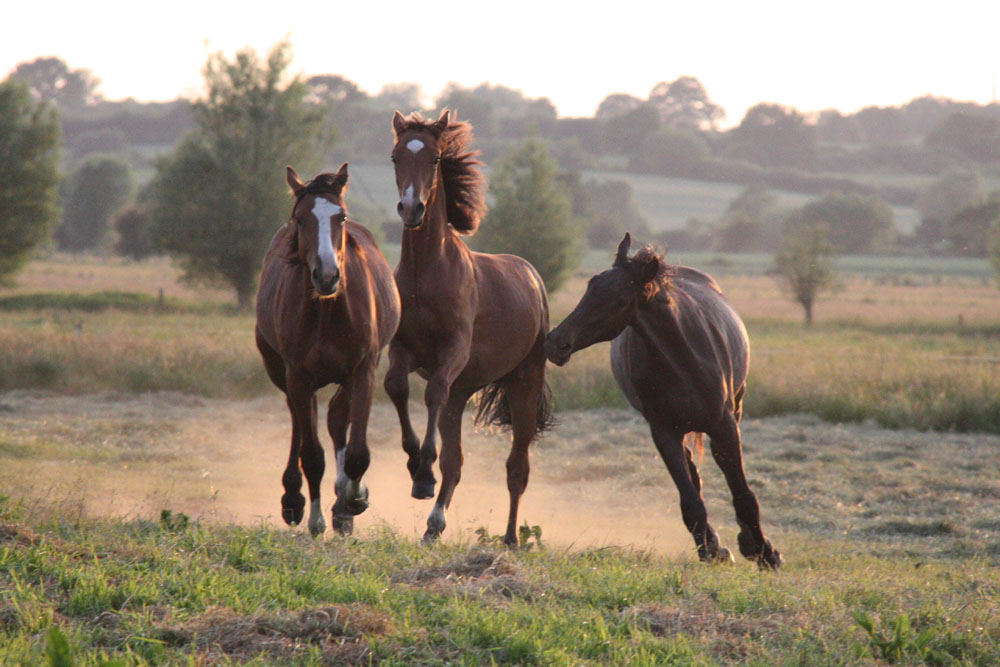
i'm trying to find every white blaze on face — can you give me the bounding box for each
[400,184,415,208]
[406,138,424,153]
[311,198,341,279]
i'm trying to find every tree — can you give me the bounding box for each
[595,93,643,120]
[10,57,101,110]
[947,197,1000,257]
[990,216,1000,285]
[793,191,896,254]
[915,169,984,250]
[0,78,61,283]
[773,217,838,326]
[728,103,816,167]
[925,112,1000,163]
[473,137,580,292]
[713,185,782,252]
[148,42,331,309]
[56,155,133,252]
[647,76,725,131]
[560,172,650,248]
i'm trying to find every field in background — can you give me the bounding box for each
[347,162,922,233]
[2,252,998,432]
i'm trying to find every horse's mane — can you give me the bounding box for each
[298,172,347,199]
[395,113,486,234]
[621,245,675,301]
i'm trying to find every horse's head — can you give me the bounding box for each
[390,109,450,229]
[286,163,349,298]
[545,233,668,366]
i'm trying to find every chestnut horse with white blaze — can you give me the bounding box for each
[545,234,782,568]
[384,110,554,546]
[255,164,401,536]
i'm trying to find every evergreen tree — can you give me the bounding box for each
[474,137,581,292]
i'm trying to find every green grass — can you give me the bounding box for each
[1,495,998,665]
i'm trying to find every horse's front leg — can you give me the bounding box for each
[413,339,470,501]
[332,362,377,529]
[423,387,473,543]
[384,341,421,480]
[283,375,324,533]
[325,385,351,534]
[649,420,722,563]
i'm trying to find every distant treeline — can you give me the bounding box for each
[42,69,999,204]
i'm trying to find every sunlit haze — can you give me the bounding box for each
[3,0,999,125]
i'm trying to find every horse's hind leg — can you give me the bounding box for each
[384,341,421,481]
[708,415,782,569]
[650,422,720,562]
[422,387,472,543]
[501,351,546,547]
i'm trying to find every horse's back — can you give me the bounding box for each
[471,251,549,331]
[611,264,748,428]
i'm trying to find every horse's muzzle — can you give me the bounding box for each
[544,334,573,367]
[397,200,425,229]
[311,266,340,297]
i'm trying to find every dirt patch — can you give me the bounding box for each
[3,392,1000,561]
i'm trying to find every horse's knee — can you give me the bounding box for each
[384,369,407,401]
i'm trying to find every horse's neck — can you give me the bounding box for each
[399,176,461,267]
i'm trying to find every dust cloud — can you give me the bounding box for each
[0,391,697,556]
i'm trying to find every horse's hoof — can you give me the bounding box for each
[715,547,735,565]
[281,493,305,526]
[332,515,354,535]
[335,490,370,517]
[758,545,783,570]
[421,529,440,545]
[412,480,436,500]
[308,516,327,537]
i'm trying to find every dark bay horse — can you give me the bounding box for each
[384,110,553,546]
[545,234,782,568]
[255,164,401,536]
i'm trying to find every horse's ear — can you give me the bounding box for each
[392,110,406,136]
[433,108,451,132]
[334,162,349,192]
[286,166,305,195]
[614,233,631,267]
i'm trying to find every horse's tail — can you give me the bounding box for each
[474,379,556,437]
[684,432,705,464]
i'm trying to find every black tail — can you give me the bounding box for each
[474,379,556,436]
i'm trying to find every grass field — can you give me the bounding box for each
[1,251,999,663]
[1,397,999,664]
[347,162,923,234]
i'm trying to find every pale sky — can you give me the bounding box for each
[2,1,998,126]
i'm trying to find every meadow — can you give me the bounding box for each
[1,251,999,664]
[346,163,923,234]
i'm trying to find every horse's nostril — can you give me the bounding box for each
[312,267,322,281]
[415,202,425,218]
[397,202,404,216]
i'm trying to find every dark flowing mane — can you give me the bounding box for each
[623,245,675,301]
[299,172,347,199]
[395,113,487,234]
